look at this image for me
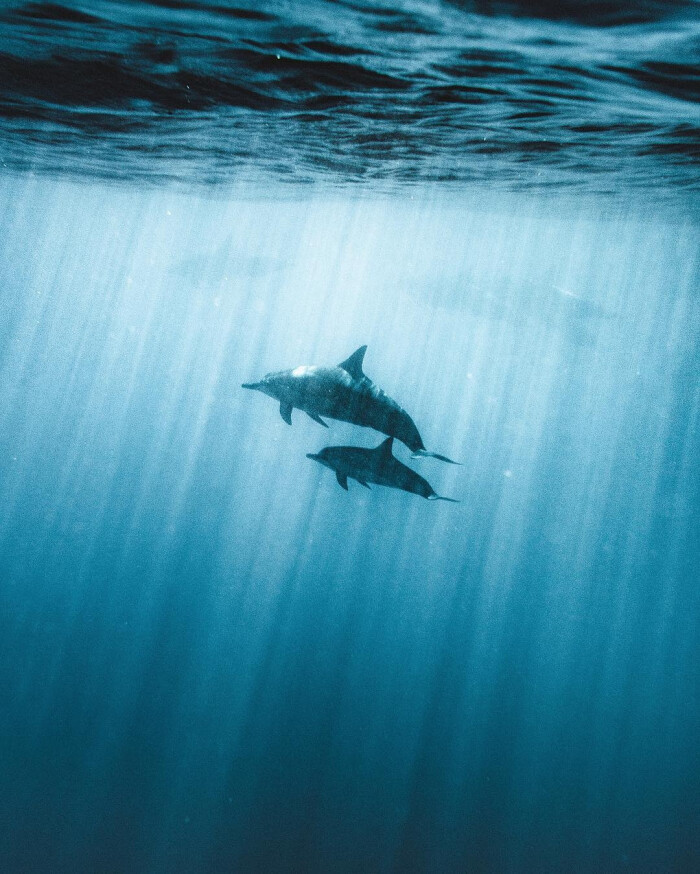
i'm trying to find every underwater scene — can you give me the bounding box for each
[0,2,698,872]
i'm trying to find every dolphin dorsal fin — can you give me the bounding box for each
[375,436,394,459]
[338,345,367,381]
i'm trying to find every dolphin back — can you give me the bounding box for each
[360,384,458,464]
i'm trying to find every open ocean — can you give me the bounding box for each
[0,2,698,872]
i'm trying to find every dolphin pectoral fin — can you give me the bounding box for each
[411,449,460,465]
[428,494,460,503]
[280,402,293,425]
[357,479,371,489]
[336,472,349,491]
[305,411,328,428]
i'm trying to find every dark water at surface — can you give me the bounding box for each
[0,0,698,190]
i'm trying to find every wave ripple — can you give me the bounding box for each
[0,0,698,191]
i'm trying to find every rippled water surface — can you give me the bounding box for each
[0,0,698,190]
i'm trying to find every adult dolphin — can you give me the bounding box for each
[242,345,458,463]
[307,437,459,502]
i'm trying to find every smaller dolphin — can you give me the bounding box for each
[307,437,459,502]
[242,345,458,464]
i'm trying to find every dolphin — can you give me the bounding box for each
[307,437,459,502]
[242,345,458,463]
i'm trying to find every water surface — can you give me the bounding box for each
[0,0,698,191]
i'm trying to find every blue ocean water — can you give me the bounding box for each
[0,3,699,873]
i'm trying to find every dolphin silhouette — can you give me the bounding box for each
[242,345,458,463]
[307,437,459,502]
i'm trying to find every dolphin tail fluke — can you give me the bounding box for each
[428,494,461,503]
[411,449,460,465]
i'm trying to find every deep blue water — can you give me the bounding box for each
[1,3,699,874]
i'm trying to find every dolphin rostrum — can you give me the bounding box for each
[242,345,458,463]
[307,437,459,502]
